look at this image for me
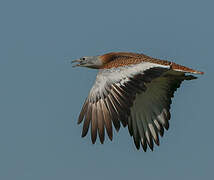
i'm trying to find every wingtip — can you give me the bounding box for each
[142,146,147,152]
[91,137,96,144]
[109,135,113,141]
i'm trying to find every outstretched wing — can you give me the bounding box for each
[77,62,195,150]
[128,74,196,151]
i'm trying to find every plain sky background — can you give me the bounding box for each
[0,0,213,179]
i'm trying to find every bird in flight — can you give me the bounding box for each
[72,52,204,151]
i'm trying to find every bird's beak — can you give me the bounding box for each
[71,59,83,67]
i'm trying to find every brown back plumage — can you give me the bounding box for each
[99,52,204,74]
[99,52,169,69]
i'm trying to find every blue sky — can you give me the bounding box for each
[0,0,213,179]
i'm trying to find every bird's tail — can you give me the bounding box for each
[171,62,204,75]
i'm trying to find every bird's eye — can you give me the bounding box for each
[82,57,85,60]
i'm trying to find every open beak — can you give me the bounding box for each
[71,59,83,67]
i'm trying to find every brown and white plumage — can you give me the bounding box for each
[72,52,204,151]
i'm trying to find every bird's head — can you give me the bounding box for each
[71,56,103,69]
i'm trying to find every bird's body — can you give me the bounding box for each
[72,52,204,151]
